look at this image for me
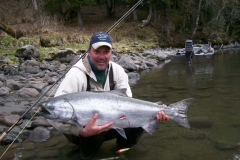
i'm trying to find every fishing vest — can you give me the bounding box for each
[86,66,115,91]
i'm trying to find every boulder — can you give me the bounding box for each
[15,45,40,59]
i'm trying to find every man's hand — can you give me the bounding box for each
[79,113,113,137]
[156,111,169,121]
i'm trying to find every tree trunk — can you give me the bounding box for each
[0,21,23,39]
[77,6,83,26]
[133,10,138,21]
[216,0,228,20]
[140,2,153,27]
[105,0,115,17]
[32,0,38,10]
[225,0,236,34]
[192,0,202,39]
[152,3,157,25]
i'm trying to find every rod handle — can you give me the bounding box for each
[0,132,7,141]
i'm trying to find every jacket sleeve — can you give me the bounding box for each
[48,67,87,136]
[55,67,86,96]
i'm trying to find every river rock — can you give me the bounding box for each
[0,114,22,127]
[48,64,58,71]
[57,64,67,72]
[15,45,40,59]
[0,74,6,81]
[47,77,58,85]
[48,72,59,77]
[17,88,39,98]
[28,126,51,142]
[0,81,3,87]
[31,117,52,128]
[6,79,24,90]
[117,55,138,72]
[29,81,48,91]
[41,85,57,97]
[32,71,45,78]
[52,48,77,63]
[11,109,35,120]
[145,61,157,68]
[39,60,48,70]
[1,65,19,75]
[0,131,26,145]
[0,87,11,96]
[19,59,42,74]
[128,72,140,80]
[139,63,149,70]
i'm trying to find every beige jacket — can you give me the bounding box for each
[48,55,132,136]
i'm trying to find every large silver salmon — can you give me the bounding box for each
[38,89,194,138]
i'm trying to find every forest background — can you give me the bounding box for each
[0,0,240,61]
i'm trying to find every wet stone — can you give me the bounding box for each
[0,87,11,96]
[28,126,50,143]
[0,131,25,145]
[0,152,15,160]
[31,117,52,128]
[0,74,7,82]
[0,114,22,127]
[29,81,48,91]
[6,79,24,90]
[17,87,39,98]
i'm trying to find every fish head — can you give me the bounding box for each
[38,98,74,121]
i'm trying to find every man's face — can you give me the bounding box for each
[88,46,112,70]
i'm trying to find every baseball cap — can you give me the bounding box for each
[90,32,112,49]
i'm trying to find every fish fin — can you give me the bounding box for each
[142,120,158,134]
[115,128,127,139]
[168,98,195,128]
[110,89,128,97]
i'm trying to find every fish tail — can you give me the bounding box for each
[168,98,195,128]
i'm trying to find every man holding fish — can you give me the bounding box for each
[48,32,169,159]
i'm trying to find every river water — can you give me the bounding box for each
[0,49,240,160]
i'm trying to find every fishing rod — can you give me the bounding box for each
[0,0,145,142]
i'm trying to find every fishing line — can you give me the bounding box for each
[106,0,147,34]
[0,0,147,158]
